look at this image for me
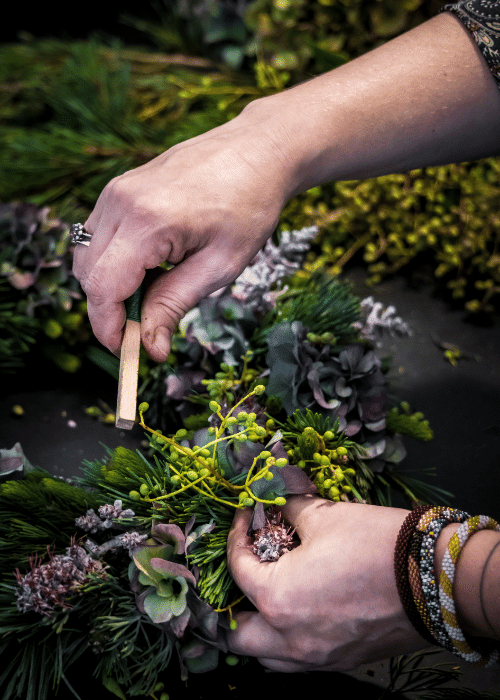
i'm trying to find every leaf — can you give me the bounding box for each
[143,591,175,623]
[101,675,128,700]
[0,443,34,483]
[132,542,174,585]
[149,558,197,588]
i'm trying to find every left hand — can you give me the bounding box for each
[226,495,430,672]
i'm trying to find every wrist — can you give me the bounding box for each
[435,524,500,640]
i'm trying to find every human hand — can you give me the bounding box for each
[226,495,430,672]
[72,110,294,361]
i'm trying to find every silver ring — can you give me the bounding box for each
[69,223,93,247]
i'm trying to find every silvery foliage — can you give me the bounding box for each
[231,225,319,313]
[75,499,135,534]
[353,296,411,345]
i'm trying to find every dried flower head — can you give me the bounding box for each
[15,539,104,616]
[75,500,135,533]
[251,507,297,563]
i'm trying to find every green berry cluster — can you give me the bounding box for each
[134,387,288,511]
[201,351,263,403]
[309,447,357,502]
[306,331,337,346]
[285,425,365,502]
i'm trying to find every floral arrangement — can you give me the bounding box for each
[0,201,89,373]
[0,225,450,700]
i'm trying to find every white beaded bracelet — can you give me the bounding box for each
[438,514,500,666]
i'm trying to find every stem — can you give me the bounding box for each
[214,593,246,614]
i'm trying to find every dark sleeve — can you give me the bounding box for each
[440,1,500,90]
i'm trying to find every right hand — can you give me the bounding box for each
[72,104,294,361]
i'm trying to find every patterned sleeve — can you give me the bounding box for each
[440,1,500,90]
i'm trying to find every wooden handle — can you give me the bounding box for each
[115,319,141,429]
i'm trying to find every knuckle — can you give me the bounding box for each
[147,289,192,331]
[259,595,293,629]
[80,271,108,307]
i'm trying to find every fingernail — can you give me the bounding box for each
[153,327,170,359]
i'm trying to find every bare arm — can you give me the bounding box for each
[73,11,500,360]
[243,11,500,198]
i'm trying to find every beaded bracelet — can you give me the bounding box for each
[395,508,500,666]
[416,509,470,651]
[439,514,500,666]
[394,505,437,644]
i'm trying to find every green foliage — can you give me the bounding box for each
[0,37,283,217]
[386,402,433,441]
[0,201,90,372]
[383,648,461,697]
[257,272,361,347]
[0,586,89,700]
[123,0,428,81]
[293,161,500,316]
[0,470,98,575]
[0,280,37,371]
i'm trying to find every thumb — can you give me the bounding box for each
[141,248,243,362]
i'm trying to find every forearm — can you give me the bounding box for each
[240,12,500,199]
[435,524,500,641]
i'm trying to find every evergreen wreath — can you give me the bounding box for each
[0,226,450,700]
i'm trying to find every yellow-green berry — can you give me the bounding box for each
[209,401,220,413]
[337,446,348,456]
[264,471,274,481]
[254,384,266,395]
[186,470,198,481]
[139,483,150,496]
[324,430,334,440]
[274,497,286,506]
[138,402,149,413]
[260,451,271,460]
[225,655,239,666]
[275,457,287,468]
[129,490,141,501]
[229,618,238,630]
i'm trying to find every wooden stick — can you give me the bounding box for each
[116,319,141,429]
